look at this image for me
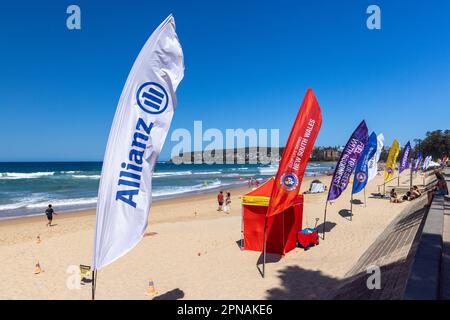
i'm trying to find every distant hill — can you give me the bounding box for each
[170,146,341,164]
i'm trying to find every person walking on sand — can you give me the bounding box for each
[217,191,224,211]
[45,204,57,227]
[224,192,231,214]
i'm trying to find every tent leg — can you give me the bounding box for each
[240,206,244,250]
[262,225,267,278]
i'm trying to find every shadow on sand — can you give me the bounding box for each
[265,265,344,299]
[316,221,337,234]
[369,193,389,200]
[265,260,413,300]
[153,288,185,300]
[256,252,282,277]
[338,209,352,220]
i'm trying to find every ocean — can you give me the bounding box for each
[0,161,335,220]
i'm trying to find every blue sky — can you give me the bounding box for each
[0,1,449,161]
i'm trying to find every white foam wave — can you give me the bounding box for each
[258,166,278,175]
[0,196,98,211]
[25,197,98,209]
[0,172,55,180]
[153,171,193,178]
[72,175,101,179]
[193,171,222,175]
[222,173,241,177]
[152,180,226,198]
[0,202,29,211]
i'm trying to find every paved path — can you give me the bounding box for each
[332,198,427,299]
[440,168,450,299]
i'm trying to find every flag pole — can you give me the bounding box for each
[364,187,367,207]
[350,193,353,221]
[91,269,97,300]
[322,201,328,240]
[262,220,267,278]
[410,163,413,189]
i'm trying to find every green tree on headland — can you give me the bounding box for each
[413,130,450,159]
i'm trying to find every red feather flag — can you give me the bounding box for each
[266,88,322,218]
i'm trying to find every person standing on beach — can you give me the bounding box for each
[217,191,224,211]
[224,192,231,214]
[45,204,57,227]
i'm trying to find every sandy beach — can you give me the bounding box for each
[0,172,433,300]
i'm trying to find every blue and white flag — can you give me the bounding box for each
[423,155,432,171]
[367,133,384,182]
[413,152,423,173]
[352,132,378,194]
[93,15,184,270]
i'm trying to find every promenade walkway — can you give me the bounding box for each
[403,167,449,300]
[440,168,450,299]
[332,198,427,299]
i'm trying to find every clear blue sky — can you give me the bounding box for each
[0,1,449,161]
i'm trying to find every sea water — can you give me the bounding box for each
[0,161,335,219]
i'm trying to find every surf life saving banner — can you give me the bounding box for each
[352,132,378,194]
[93,15,184,270]
[399,141,412,173]
[413,151,423,173]
[266,88,322,217]
[327,121,368,201]
[367,133,384,182]
[384,139,400,181]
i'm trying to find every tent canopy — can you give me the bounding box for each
[242,178,276,206]
[241,178,303,255]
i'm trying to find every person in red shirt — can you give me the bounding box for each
[217,191,224,211]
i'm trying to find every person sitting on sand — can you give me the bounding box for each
[45,204,57,227]
[412,186,422,198]
[427,172,448,206]
[402,191,414,201]
[217,191,224,211]
[390,189,404,203]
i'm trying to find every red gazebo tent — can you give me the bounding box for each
[240,178,303,255]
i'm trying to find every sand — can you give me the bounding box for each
[0,172,433,300]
